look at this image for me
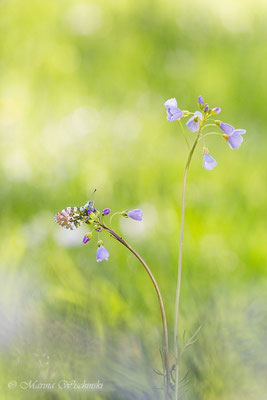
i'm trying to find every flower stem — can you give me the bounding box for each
[174,130,201,400]
[101,223,172,399]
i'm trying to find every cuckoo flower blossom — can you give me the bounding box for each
[186,111,203,132]
[164,98,183,122]
[127,209,143,221]
[203,148,217,170]
[96,245,109,262]
[220,123,246,149]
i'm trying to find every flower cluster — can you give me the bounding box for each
[164,96,246,170]
[55,201,143,262]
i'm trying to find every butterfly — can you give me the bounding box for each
[54,200,95,230]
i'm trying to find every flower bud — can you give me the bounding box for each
[215,120,221,126]
[211,107,221,115]
[102,208,111,215]
[198,95,204,105]
[83,232,93,244]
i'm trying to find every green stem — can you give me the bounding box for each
[201,131,223,138]
[101,223,172,399]
[109,212,122,229]
[201,123,217,130]
[174,128,201,400]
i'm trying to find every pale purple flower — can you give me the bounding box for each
[83,235,90,244]
[198,95,204,104]
[102,208,111,215]
[204,105,209,112]
[203,153,217,170]
[127,209,143,221]
[220,123,246,149]
[96,246,109,262]
[164,98,183,122]
[186,111,203,132]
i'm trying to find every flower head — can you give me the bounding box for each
[164,98,183,122]
[186,111,203,132]
[220,123,246,149]
[102,208,111,215]
[203,148,217,170]
[127,209,143,221]
[96,245,109,262]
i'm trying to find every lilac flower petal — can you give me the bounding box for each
[167,108,183,122]
[187,116,199,132]
[194,111,203,120]
[233,129,246,135]
[198,96,204,104]
[220,123,234,134]
[203,153,217,170]
[164,98,177,109]
[96,246,109,262]
[164,98,183,122]
[228,132,244,149]
[127,209,143,221]
[186,111,202,132]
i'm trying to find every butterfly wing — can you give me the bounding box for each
[54,207,84,230]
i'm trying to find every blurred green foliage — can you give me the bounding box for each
[0,0,267,399]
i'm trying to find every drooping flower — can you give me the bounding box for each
[203,148,217,170]
[186,111,203,132]
[164,98,183,122]
[219,123,246,149]
[127,209,143,221]
[96,245,109,262]
[102,208,111,215]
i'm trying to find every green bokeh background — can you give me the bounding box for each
[0,0,266,399]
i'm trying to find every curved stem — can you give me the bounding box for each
[174,130,201,400]
[201,131,223,138]
[109,212,122,229]
[101,223,172,399]
[201,123,217,130]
